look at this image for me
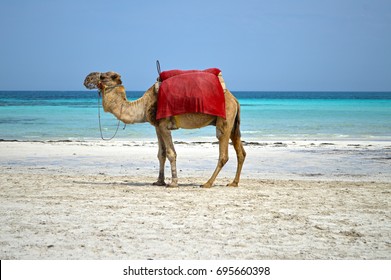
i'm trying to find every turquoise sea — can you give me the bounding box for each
[0,91,390,142]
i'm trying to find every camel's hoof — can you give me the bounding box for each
[226,182,239,187]
[201,183,212,188]
[152,181,166,186]
[166,183,178,188]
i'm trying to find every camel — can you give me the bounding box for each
[83,71,246,188]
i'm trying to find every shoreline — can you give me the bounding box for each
[1,140,390,259]
[1,139,390,181]
[2,137,391,143]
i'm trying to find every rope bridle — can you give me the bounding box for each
[97,85,124,141]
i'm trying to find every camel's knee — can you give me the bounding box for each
[239,148,246,163]
[233,142,246,163]
[166,149,177,162]
[157,150,166,161]
[218,155,229,167]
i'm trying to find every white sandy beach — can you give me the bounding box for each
[0,140,390,259]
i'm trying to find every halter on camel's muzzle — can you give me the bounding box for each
[83,72,102,90]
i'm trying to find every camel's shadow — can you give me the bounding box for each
[72,180,204,188]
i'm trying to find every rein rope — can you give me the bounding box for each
[97,86,123,141]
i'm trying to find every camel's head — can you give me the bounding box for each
[84,71,122,90]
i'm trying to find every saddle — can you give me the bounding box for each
[155,68,227,120]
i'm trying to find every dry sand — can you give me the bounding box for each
[0,140,390,259]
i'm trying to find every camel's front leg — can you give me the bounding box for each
[153,128,167,186]
[157,125,178,188]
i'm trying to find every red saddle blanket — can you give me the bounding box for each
[156,68,226,120]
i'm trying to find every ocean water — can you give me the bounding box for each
[0,91,390,142]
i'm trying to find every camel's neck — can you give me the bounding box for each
[101,85,155,125]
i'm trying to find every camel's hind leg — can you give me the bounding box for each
[227,132,246,187]
[201,120,231,188]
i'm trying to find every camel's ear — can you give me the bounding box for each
[111,73,122,84]
[111,73,120,80]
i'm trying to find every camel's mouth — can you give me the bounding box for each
[84,80,98,89]
[84,72,101,90]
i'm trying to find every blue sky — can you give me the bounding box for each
[0,0,390,91]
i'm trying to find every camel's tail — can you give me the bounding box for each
[232,99,242,139]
